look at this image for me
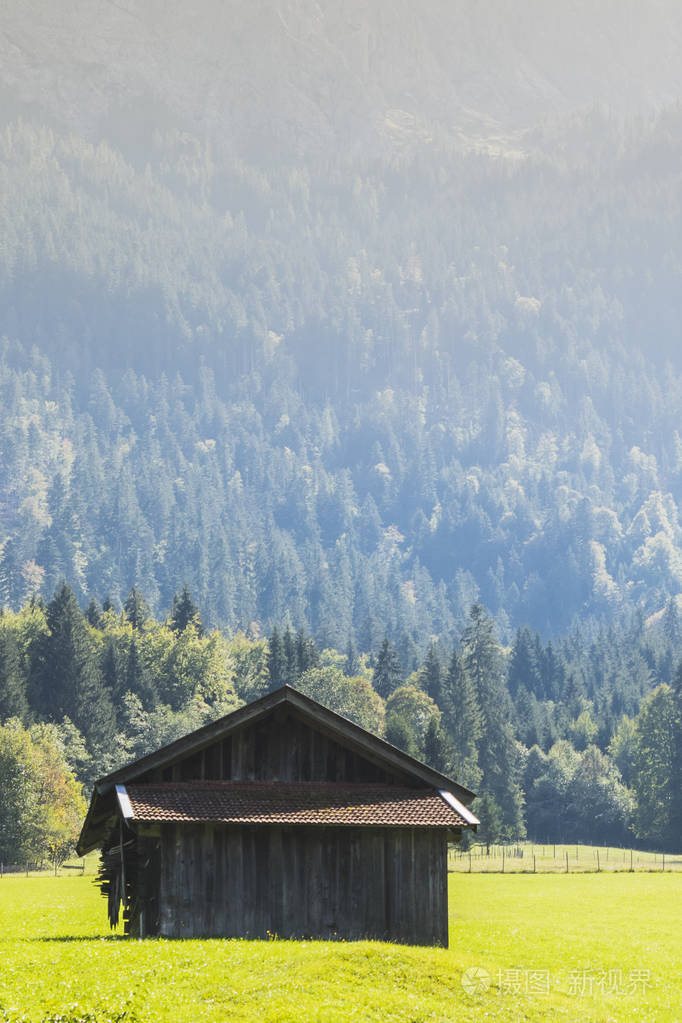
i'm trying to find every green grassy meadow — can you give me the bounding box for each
[0,872,679,1023]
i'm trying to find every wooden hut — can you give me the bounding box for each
[77,685,478,945]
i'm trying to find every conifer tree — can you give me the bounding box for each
[85,598,102,628]
[282,626,297,685]
[34,583,116,749]
[169,585,203,636]
[420,643,442,702]
[662,597,681,647]
[344,637,359,677]
[124,586,151,630]
[669,662,682,847]
[0,624,29,723]
[295,629,318,677]
[267,626,287,690]
[440,645,482,789]
[461,603,524,837]
[127,636,156,710]
[423,717,452,773]
[372,637,402,699]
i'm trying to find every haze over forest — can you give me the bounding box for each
[3,0,682,650]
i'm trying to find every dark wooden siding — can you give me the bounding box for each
[156,823,448,946]
[141,708,421,787]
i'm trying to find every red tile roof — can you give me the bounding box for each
[123,781,468,828]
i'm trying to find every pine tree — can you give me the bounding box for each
[461,603,525,837]
[662,598,681,647]
[423,717,452,773]
[295,629,318,677]
[372,638,402,699]
[282,626,297,685]
[124,586,151,630]
[34,583,116,749]
[127,636,157,710]
[475,792,505,854]
[420,643,442,702]
[267,626,287,691]
[440,645,482,789]
[85,598,103,628]
[344,637,358,677]
[169,585,204,636]
[0,625,29,723]
[508,627,541,698]
[669,662,682,848]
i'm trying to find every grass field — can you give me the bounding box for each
[0,872,679,1023]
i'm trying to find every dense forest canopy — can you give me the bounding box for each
[2,109,682,645]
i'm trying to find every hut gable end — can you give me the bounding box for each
[140,708,418,787]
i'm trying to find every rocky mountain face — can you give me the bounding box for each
[3,0,682,161]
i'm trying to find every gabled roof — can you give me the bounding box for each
[94,685,477,803]
[78,685,478,854]
[116,781,471,828]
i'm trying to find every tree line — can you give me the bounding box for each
[1,584,680,863]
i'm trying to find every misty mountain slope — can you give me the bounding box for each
[2,5,682,647]
[3,0,682,159]
[2,110,682,646]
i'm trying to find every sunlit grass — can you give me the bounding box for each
[0,872,679,1021]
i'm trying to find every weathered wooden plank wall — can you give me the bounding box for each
[146,710,420,787]
[156,823,448,945]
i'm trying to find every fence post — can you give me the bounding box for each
[533,854,536,874]
[596,850,600,872]
[502,848,505,874]
[630,849,633,872]
[565,852,569,873]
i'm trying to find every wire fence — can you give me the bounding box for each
[448,842,682,873]
[0,858,88,878]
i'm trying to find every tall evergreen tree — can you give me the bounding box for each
[420,643,442,702]
[267,626,287,691]
[508,627,542,698]
[169,585,204,636]
[33,583,116,749]
[282,626,297,685]
[0,624,29,723]
[662,598,681,647]
[372,637,402,699]
[440,645,482,789]
[669,662,682,847]
[461,603,525,837]
[127,636,156,710]
[295,629,318,677]
[124,586,151,630]
[85,598,103,628]
[344,637,359,677]
[423,716,452,774]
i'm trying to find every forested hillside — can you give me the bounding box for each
[2,109,682,645]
